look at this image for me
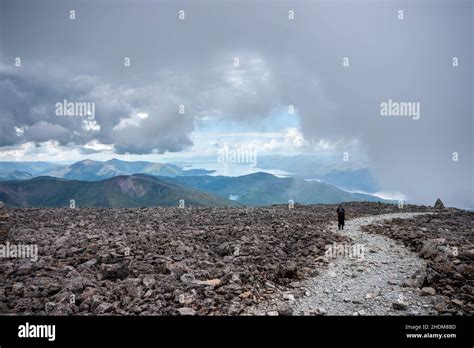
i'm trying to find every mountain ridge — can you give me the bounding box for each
[159,172,390,206]
[0,172,389,208]
[0,159,215,181]
[0,174,237,208]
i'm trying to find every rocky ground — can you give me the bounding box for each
[361,211,474,315]
[2,201,465,316]
[248,213,436,316]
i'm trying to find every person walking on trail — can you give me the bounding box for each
[337,204,345,230]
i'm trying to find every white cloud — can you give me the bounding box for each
[262,128,309,152]
[113,112,149,130]
[83,140,113,152]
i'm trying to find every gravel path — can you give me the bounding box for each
[292,212,436,315]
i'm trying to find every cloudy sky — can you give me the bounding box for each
[0,0,472,208]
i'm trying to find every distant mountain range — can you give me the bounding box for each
[161,172,389,206]
[0,170,34,181]
[169,154,380,193]
[0,158,390,208]
[0,161,60,175]
[255,155,380,193]
[0,159,214,181]
[0,157,379,193]
[0,172,390,208]
[0,174,237,208]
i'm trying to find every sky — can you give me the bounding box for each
[0,0,472,208]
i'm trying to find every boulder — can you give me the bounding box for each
[392,300,408,310]
[278,261,298,279]
[101,262,129,280]
[419,240,439,259]
[421,287,436,296]
[177,307,196,316]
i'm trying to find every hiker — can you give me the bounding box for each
[336,204,345,230]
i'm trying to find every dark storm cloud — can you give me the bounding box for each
[23,121,70,143]
[0,0,472,207]
[0,63,196,153]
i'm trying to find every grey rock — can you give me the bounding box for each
[101,262,129,280]
[178,307,196,316]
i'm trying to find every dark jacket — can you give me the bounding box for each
[337,206,345,221]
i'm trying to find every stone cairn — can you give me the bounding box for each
[434,198,445,210]
[0,202,9,243]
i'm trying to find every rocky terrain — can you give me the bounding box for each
[247,212,437,316]
[2,201,467,316]
[361,210,474,315]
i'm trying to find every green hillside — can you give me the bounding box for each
[0,175,238,208]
